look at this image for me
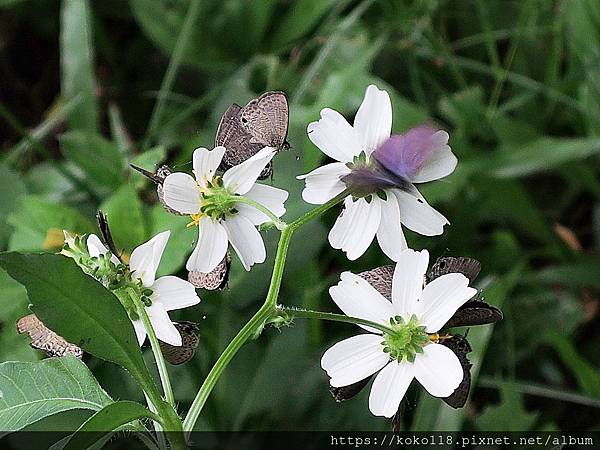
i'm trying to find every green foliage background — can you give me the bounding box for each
[1,0,599,433]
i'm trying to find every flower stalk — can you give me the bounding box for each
[274,305,397,335]
[128,287,176,407]
[182,189,352,434]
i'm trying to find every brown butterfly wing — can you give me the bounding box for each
[440,335,472,408]
[358,265,394,301]
[239,91,289,148]
[159,321,199,365]
[216,104,271,178]
[428,257,481,284]
[188,252,231,290]
[17,314,83,358]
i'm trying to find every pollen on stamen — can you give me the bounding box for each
[187,213,201,228]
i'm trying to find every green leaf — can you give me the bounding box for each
[270,0,336,49]
[59,131,125,189]
[100,185,146,253]
[60,0,99,133]
[528,258,600,288]
[476,385,539,431]
[488,137,600,178]
[0,268,39,362]
[108,104,132,156]
[63,401,159,450]
[548,332,600,398]
[0,253,161,405]
[129,0,233,71]
[0,357,112,434]
[0,164,26,248]
[7,196,94,252]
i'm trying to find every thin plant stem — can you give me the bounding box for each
[275,305,396,335]
[144,392,167,450]
[129,288,176,407]
[234,195,288,230]
[182,189,351,434]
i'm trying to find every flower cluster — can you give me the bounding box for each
[57,84,498,424]
[63,230,200,346]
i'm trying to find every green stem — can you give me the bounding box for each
[275,305,396,335]
[234,195,288,230]
[289,189,352,231]
[129,288,176,407]
[143,392,168,450]
[182,189,351,434]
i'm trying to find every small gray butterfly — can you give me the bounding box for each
[17,314,83,358]
[187,252,231,290]
[159,321,200,365]
[216,91,289,179]
[239,91,289,149]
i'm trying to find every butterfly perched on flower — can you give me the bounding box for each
[323,252,502,427]
[216,91,289,179]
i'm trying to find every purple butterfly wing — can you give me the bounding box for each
[372,126,443,180]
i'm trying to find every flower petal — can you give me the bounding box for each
[410,130,457,183]
[368,360,414,418]
[222,214,266,271]
[193,146,226,187]
[354,85,392,154]
[321,334,389,387]
[307,108,362,163]
[222,147,276,195]
[297,162,351,205]
[162,173,201,214]
[152,276,201,311]
[131,319,147,346]
[413,343,463,397]
[416,273,477,332]
[235,184,288,225]
[328,197,381,261]
[329,272,394,333]
[87,234,120,265]
[186,217,228,273]
[376,193,407,261]
[147,303,182,346]
[393,187,449,236]
[130,230,170,287]
[391,249,429,319]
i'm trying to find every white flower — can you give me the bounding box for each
[161,146,288,273]
[87,231,201,347]
[321,249,476,418]
[299,84,457,261]
[87,234,120,265]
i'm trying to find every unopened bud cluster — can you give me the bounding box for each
[60,232,153,322]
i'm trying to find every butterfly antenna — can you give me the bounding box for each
[96,211,122,263]
[130,164,163,184]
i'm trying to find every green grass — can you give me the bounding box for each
[1,0,599,433]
